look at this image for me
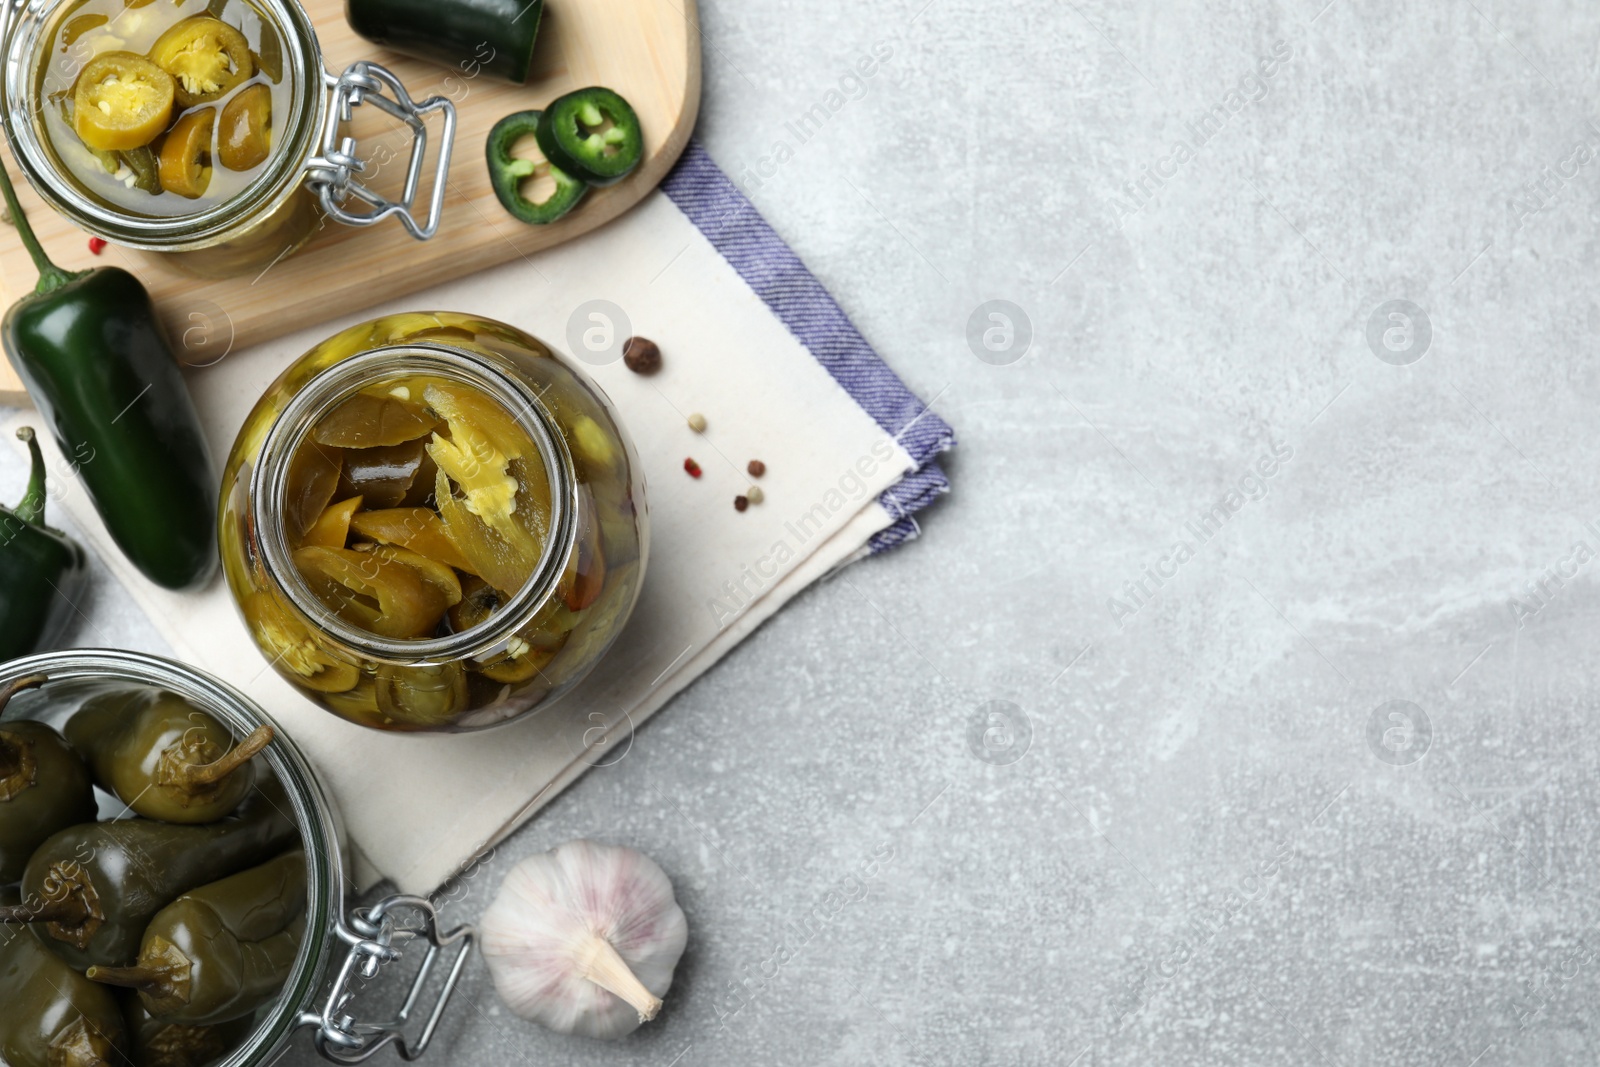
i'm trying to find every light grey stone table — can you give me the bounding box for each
[6,0,1600,1062]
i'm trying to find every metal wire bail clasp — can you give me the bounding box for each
[306,61,456,240]
[300,894,476,1064]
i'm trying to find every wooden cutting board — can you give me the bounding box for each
[0,0,700,404]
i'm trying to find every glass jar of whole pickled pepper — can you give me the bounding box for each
[220,312,648,733]
[0,649,475,1066]
[0,0,454,278]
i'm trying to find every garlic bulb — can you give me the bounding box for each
[481,839,689,1039]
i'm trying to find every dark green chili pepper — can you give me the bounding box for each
[66,687,275,825]
[345,0,543,83]
[0,429,89,660]
[0,149,217,591]
[534,87,643,187]
[0,675,98,886]
[89,849,306,1026]
[0,778,298,970]
[0,889,128,1067]
[487,110,588,225]
[123,997,253,1067]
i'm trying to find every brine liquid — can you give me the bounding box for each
[35,0,290,217]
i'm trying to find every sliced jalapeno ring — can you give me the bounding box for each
[534,87,643,187]
[487,110,587,225]
[218,82,272,171]
[72,51,176,151]
[157,107,216,199]
[149,16,254,107]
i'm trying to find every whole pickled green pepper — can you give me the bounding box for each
[89,850,306,1026]
[0,889,129,1067]
[0,674,99,885]
[123,998,253,1067]
[66,687,275,825]
[0,778,298,970]
[0,429,89,660]
[0,135,217,590]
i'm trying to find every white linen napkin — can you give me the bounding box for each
[5,191,913,894]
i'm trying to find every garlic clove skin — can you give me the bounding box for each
[481,839,689,1040]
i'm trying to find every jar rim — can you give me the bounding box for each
[0,0,326,250]
[0,647,343,1067]
[251,342,579,664]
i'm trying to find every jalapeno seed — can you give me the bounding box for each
[687,413,706,433]
[747,486,764,505]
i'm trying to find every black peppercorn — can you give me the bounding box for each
[623,337,662,375]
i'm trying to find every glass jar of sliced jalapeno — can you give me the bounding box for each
[0,0,455,278]
[0,650,476,1066]
[219,312,649,733]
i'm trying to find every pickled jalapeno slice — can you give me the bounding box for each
[241,592,360,692]
[337,439,430,509]
[218,82,271,171]
[285,443,342,545]
[293,545,448,639]
[158,106,216,199]
[348,507,477,575]
[302,495,362,550]
[423,381,548,593]
[72,51,176,151]
[149,16,254,108]
[375,663,468,727]
[313,389,440,448]
[355,543,463,607]
[435,467,537,597]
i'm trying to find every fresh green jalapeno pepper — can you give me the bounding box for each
[0,675,98,886]
[123,998,253,1067]
[0,778,298,970]
[0,148,218,591]
[0,889,129,1067]
[534,87,643,187]
[89,849,306,1026]
[0,433,88,661]
[66,688,275,825]
[345,0,543,83]
[487,110,587,225]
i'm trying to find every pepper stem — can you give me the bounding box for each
[0,676,48,799]
[574,933,662,1023]
[12,429,47,527]
[0,673,46,711]
[179,725,274,787]
[0,149,79,295]
[85,963,176,999]
[0,896,86,925]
